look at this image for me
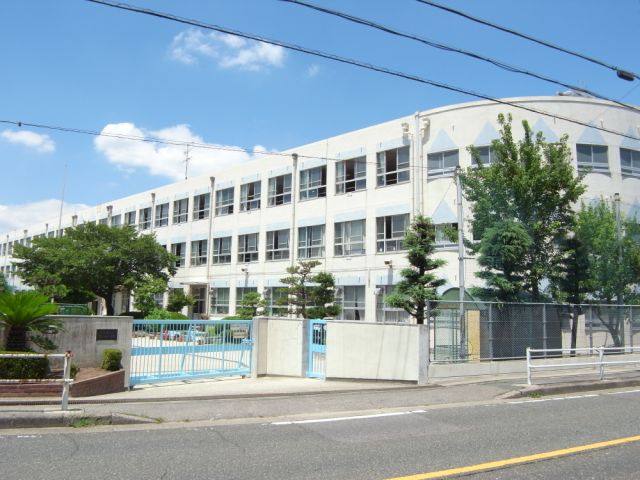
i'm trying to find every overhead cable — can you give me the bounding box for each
[415,0,638,81]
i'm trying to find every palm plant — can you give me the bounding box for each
[0,291,60,351]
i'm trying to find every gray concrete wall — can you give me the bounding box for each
[260,317,305,377]
[43,316,133,384]
[326,321,419,381]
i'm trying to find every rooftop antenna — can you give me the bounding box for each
[57,162,67,234]
[184,145,191,180]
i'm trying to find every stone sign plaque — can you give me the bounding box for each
[96,329,118,341]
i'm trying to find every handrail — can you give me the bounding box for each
[0,351,73,410]
[526,346,640,385]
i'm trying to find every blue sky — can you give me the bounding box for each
[1,0,639,233]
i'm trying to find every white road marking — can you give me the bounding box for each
[271,410,426,426]
[509,390,640,404]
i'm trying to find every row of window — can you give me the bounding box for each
[164,215,458,268]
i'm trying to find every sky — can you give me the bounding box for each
[1,0,639,234]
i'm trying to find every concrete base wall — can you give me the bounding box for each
[326,321,419,381]
[256,317,306,377]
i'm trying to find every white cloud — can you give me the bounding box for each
[94,122,266,180]
[0,200,91,234]
[0,129,55,153]
[307,64,320,77]
[169,29,285,71]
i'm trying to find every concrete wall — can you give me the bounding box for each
[255,317,306,377]
[43,315,133,383]
[326,321,419,381]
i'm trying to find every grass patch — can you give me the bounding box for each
[68,417,112,428]
[528,391,543,399]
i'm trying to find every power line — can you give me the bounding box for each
[83,0,640,142]
[415,0,639,82]
[281,0,640,114]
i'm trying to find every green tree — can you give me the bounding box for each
[461,113,586,301]
[0,273,9,293]
[14,223,177,315]
[385,215,446,324]
[236,291,265,318]
[167,289,194,312]
[133,276,168,318]
[280,260,340,319]
[0,291,60,351]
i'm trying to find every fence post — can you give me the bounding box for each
[598,347,605,380]
[588,307,593,350]
[488,303,494,359]
[542,304,547,354]
[61,351,72,411]
[628,306,634,351]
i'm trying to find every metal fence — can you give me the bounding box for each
[430,301,640,363]
[130,319,253,385]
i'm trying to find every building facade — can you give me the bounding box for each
[2,96,640,320]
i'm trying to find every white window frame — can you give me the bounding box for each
[376,214,409,253]
[211,287,230,315]
[577,144,609,172]
[298,224,325,258]
[139,207,152,230]
[268,174,292,206]
[124,211,136,226]
[240,182,261,212]
[336,157,367,194]
[173,198,189,224]
[334,219,366,256]
[266,229,290,261]
[212,237,232,264]
[621,148,640,177]
[435,223,457,248]
[238,233,259,263]
[376,146,410,186]
[427,149,459,177]
[171,242,186,268]
[155,203,169,228]
[190,239,208,266]
[193,193,210,220]
[299,166,327,200]
[376,285,410,323]
[215,187,234,216]
[337,286,366,321]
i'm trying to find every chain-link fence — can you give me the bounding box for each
[430,301,640,362]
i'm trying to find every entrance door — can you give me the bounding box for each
[307,319,326,378]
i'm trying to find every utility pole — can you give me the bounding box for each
[455,166,467,359]
[57,163,67,235]
[614,192,624,344]
[184,145,191,180]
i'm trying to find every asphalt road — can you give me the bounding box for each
[2,389,640,480]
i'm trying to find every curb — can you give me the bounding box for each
[498,378,640,399]
[0,411,159,429]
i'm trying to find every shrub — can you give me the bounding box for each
[120,311,146,319]
[145,308,188,320]
[0,351,50,379]
[69,363,79,379]
[101,349,122,371]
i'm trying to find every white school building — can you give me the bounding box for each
[2,95,639,320]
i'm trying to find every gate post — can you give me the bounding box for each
[301,318,310,377]
[251,316,262,378]
[418,323,430,385]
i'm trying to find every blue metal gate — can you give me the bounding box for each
[307,319,326,378]
[130,319,253,386]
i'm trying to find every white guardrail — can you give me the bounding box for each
[0,351,73,410]
[526,346,640,385]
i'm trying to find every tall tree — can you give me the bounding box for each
[461,113,586,300]
[280,260,340,319]
[385,215,446,324]
[0,273,9,294]
[133,275,168,318]
[14,224,177,315]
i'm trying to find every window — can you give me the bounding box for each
[435,223,457,248]
[337,286,365,321]
[621,148,640,177]
[376,214,409,252]
[211,287,230,315]
[266,229,290,261]
[111,214,122,227]
[124,211,136,227]
[173,198,189,224]
[268,174,292,206]
[427,149,459,176]
[98,218,108,225]
[171,242,186,268]
[475,146,495,165]
[299,166,326,200]
[215,187,234,216]
[377,146,410,186]
[236,287,258,314]
[336,157,366,194]
[139,207,152,230]
[376,285,410,323]
[238,233,259,262]
[335,220,366,256]
[190,239,208,266]
[193,193,210,220]
[240,181,261,212]
[155,203,169,227]
[298,224,325,258]
[212,237,232,264]
[264,287,288,316]
[192,286,206,315]
[577,144,608,172]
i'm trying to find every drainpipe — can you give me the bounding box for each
[291,153,298,269]
[205,176,216,316]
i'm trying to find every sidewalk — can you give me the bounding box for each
[2,369,640,429]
